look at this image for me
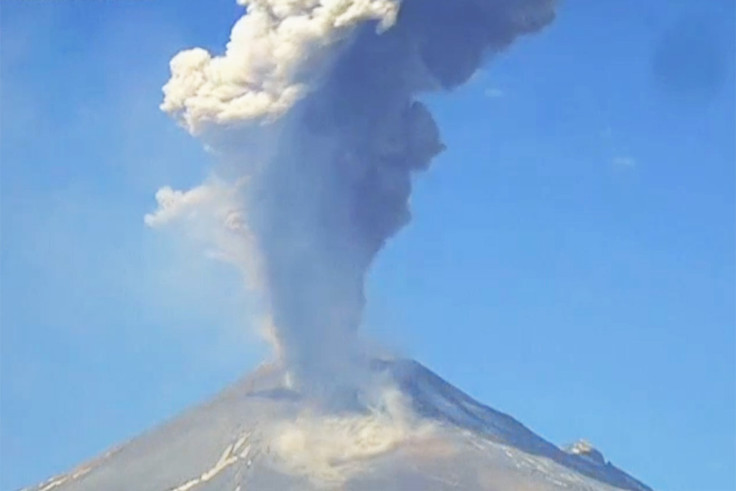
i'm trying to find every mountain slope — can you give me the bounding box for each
[25,360,651,491]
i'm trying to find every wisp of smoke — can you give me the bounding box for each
[147,0,555,400]
[266,385,436,483]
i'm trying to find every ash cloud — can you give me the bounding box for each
[150,0,555,398]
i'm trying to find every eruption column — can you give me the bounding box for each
[149,0,556,397]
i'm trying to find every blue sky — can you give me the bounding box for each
[1,1,733,490]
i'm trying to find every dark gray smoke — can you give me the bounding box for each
[149,0,555,399]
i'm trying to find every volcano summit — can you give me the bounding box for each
[26,359,651,491]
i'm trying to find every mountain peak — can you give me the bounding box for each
[24,359,651,491]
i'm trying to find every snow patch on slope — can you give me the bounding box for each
[169,432,254,491]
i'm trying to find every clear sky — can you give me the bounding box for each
[1,1,734,490]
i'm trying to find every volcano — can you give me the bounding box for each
[26,359,651,491]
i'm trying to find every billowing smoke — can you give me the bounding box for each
[148,0,555,399]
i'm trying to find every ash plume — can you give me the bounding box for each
[148,0,555,398]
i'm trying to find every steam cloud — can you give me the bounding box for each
[148,0,555,398]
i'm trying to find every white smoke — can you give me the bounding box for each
[150,0,555,400]
[266,384,436,483]
[144,178,260,285]
[161,0,400,134]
